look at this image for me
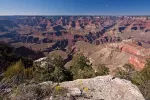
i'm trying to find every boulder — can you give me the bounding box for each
[59,75,145,100]
[11,75,144,100]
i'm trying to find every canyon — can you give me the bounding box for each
[1,16,150,70]
[1,16,150,100]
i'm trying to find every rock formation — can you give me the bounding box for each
[108,39,150,69]
[74,40,150,71]
[12,75,144,100]
[1,16,150,70]
[58,75,145,100]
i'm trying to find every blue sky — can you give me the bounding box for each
[0,0,150,15]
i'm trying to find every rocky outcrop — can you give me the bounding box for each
[12,75,144,100]
[58,75,145,100]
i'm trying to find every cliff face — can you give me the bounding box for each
[2,16,150,53]
[119,42,150,69]
[108,40,150,69]
[74,41,130,72]
[74,40,150,71]
[1,16,150,70]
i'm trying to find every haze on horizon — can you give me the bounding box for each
[0,0,150,16]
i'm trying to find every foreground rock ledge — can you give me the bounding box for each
[41,75,145,100]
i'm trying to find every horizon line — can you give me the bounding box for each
[0,15,150,17]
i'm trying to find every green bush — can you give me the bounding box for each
[114,67,128,79]
[70,53,110,79]
[4,60,24,79]
[114,63,150,100]
[0,43,33,73]
[95,64,109,76]
[34,55,73,83]
[131,61,150,100]
[49,56,73,82]
[137,80,150,100]
[70,53,95,79]
[0,95,3,100]
[3,59,35,84]
[114,64,135,80]
[23,67,34,79]
[131,62,150,85]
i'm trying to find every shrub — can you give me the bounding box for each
[114,67,127,79]
[137,80,150,100]
[23,67,34,79]
[34,55,73,83]
[21,57,33,69]
[114,63,150,100]
[72,67,95,79]
[0,43,18,72]
[33,65,52,82]
[131,61,150,100]
[3,59,34,84]
[0,43,33,73]
[114,64,135,80]
[70,53,95,79]
[4,60,24,79]
[0,96,3,100]
[131,62,150,85]
[95,64,109,76]
[71,53,91,69]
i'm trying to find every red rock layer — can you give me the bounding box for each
[108,40,150,69]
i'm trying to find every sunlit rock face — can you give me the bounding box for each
[74,40,150,71]
[12,75,144,100]
[59,75,145,100]
[108,39,150,69]
[129,55,146,69]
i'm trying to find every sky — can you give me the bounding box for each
[0,0,150,15]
